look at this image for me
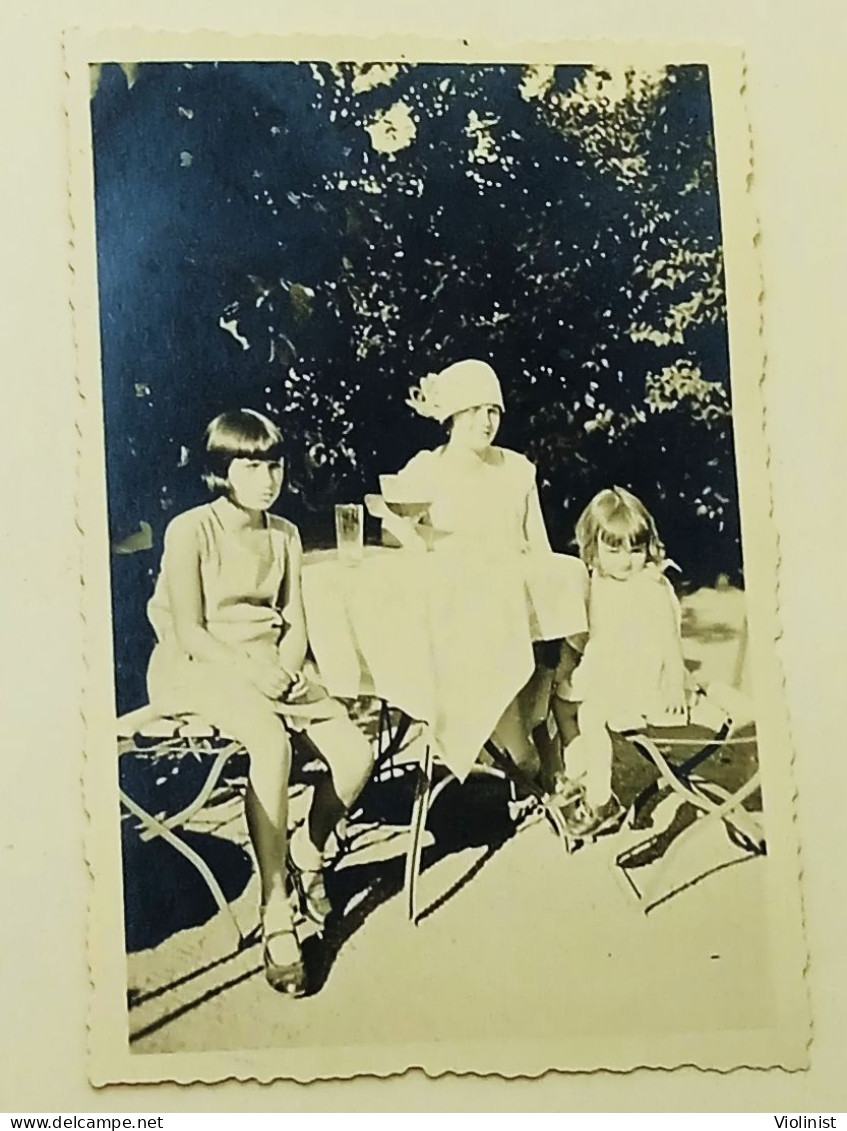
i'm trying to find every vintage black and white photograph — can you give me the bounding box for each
[69,34,808,1082]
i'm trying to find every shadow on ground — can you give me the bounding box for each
[121,697,761,1017]
[121,744,516,962]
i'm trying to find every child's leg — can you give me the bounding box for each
[564,699,614,809]
[152,658,305,989]
[298,705,375,856]
[171,662,293,906]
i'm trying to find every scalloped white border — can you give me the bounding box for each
[65,29,810,1085]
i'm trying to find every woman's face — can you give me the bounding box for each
[226,457,284,512]
[448,404,502,452]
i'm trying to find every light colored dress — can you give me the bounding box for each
[561,564,687,731]
[390,444,588,640]
[390,445,552,553]
[147,498,345,735]
[373,444,588,773]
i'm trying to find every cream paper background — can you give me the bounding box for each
[2,0,845,1111]
[70,32,806,1082]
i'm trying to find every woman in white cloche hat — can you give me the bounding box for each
[370,358,552,555]
[366,359,588,788]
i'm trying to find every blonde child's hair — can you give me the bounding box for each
[202,408,285,494]
[575,486,666,570]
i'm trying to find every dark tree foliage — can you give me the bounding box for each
[91,60,741,711]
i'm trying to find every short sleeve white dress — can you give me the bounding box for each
[567,564,687,731]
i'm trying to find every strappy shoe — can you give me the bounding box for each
[550,776,586,827]
[289,860,332,927]
[551,774,584,807]
[261,900,307,996]
[563,794,626,841]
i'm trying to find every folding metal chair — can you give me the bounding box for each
[119,696,573,942]
[117,705,250,947]
[612,697,766,911]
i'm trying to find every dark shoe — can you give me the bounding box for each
[507,792,539,823]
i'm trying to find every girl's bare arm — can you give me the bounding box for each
[164,518,240,667]
[277,530,309,676]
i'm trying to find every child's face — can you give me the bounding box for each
[226,457,284,511]
[596,535,647,581]
[449,404,501,452]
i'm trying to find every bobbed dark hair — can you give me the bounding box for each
[202,409,285,494]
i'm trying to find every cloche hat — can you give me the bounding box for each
[406,359,504,424]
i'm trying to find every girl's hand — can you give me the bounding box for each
[244,658,291,700]
[284,670,311,702]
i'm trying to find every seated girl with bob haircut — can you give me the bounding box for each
[147,408,375,997]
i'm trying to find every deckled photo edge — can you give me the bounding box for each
[65,30,809,1085]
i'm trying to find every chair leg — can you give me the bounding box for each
[158,745,237,832]
[628,720,733,820]
[483,740,574,855]
[120,788,244,948]
[404,741,434,925]
[615,768,765,910]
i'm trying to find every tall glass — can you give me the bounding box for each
[335,503,364,564]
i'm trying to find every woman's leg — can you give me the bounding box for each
[550,637,583,748]
[493,696,542,781]
[551,697,580,748]
[532,718,564,794]
[492,655,559,783]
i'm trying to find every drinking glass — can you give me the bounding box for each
[335,503,364,564]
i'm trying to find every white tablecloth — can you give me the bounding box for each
[302,545,588,780]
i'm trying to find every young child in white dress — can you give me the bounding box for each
[552,487,687,837]
[147,409,374,995]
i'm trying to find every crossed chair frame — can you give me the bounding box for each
[117,695,765,950]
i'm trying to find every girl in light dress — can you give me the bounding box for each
[366,358,587,784]
[551,487,688,838]
[147,409,374,995]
